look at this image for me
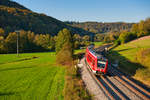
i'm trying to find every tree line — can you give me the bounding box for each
[0,28,91,54]
[93,18,150,44]
[65,21,133,34]
[0,30,55,53]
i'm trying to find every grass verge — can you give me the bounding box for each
[63,52,91,100]
[64,65,91,100]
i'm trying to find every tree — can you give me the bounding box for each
[19,30,28,52]
[94,34,105,42]
[56,28,73,65]
[144,18,150,35]
[82,35,90,41]
[73,34,82,49]
[55,28,73,54]
[82,35,90,46]
[0,28,5,37]
[73,34,81,42]
[5,32,17,53]
[131,18,150,37]
[131,24,139,33]
[56,42,73,65]
[103,35,111,43]
[34,34,53,51]
[0,36,5,53]
[118,32,137,44]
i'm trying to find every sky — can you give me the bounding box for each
[13,0,150,23]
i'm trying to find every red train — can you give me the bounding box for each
[85,45,108,74]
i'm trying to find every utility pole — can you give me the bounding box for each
[15,30,20,57]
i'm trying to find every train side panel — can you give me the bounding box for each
[86,46,108,74]
[86,48,97,72]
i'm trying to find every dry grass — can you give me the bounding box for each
[63,61,91,100]
[134,48,150,85]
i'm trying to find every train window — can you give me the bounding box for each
[87,55,89,60]
[87,55,91,62]
[93,60,95,66]
[97,60,106,69]
[89,56,91,62]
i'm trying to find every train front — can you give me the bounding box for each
[96,56,108,74]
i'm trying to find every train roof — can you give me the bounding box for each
[87,45,107,60]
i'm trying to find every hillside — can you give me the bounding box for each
[0,0,68,36]
[65,21,133,34]
[108,35,150,86]
[0,0,93,36]
[0,0,29,10]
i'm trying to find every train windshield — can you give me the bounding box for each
[97,60,106,69]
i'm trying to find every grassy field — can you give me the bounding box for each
[108,36,150,85]
[0,52,65,100]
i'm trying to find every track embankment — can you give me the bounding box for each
[79,45,150,100]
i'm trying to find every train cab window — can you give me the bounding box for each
[97,60,106,69]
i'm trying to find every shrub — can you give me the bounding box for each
[119,32,137,44]
[64,65,91,100]
[136,48,150,67]
[56,42,73,66]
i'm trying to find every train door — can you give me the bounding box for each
[92,59,95,69]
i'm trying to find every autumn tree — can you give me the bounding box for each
[19,30,28,52]
[131,18,150,37]
[73,34,82,49]
[0,28,5,37]
[56,28,73,65]
[0,36,5,53]
[94,34,105,42]
[55,28,73,54]
[118,32,136,44]
[82,35,90,46]
[5,32,17,53]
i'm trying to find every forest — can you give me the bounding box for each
[65,21,133,34]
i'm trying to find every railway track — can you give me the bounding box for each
[82,45,150,100]
[109,65,150,100]
[84,59,150,100]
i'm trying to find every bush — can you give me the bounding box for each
[55,28,73,66]
[136,48,150,67]
[134,48,150,85]
[56,42,73,66]
[119,32,137,44]
[64,65,91,100]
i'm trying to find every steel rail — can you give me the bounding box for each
[113,67,150,96]
[110,70,150,100]
[100,75,126,100]
[84,59,115,100]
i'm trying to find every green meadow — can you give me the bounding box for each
[109,37,150,85]
[0,52,65,100]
